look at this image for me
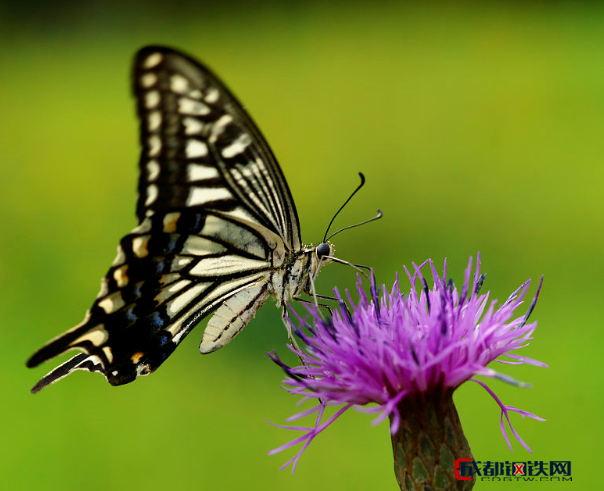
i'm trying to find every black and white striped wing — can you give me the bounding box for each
[135,46,301,251]
[27,46,302,392]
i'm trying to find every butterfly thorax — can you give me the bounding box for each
[271,242,334,307]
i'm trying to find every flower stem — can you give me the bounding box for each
[390,389,474,490]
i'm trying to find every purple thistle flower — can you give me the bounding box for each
[269,254,546,487]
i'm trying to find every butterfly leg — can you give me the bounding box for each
[310,294,353,319]
[293,297,333,317]
[280,307,306,365]
[280,301,333,367]
[282,302,325,405]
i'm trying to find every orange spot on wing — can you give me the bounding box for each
[131,352,144,363]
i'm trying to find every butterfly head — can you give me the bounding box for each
[316,241,333,261]
[297,241,334,297]
[307,241,334,276]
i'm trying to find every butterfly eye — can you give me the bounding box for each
[316,242,330,258]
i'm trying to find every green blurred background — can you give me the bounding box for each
[0,1,599,489]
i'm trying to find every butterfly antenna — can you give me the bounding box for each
[323,172,367,242]
[325,209,382,242]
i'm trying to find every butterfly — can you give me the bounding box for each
[27,46,380,393]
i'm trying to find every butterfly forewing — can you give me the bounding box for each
[134,47,301,250]
[27,46,309,391]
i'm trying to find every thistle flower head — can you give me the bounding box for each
[269,255,546,473]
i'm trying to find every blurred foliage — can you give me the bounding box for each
[0,1,600,489]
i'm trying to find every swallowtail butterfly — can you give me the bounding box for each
[27,46,379,393]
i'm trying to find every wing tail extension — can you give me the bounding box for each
[30,353,106,394]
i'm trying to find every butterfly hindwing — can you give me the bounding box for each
[199,278,272,354]
[28,207,274,387]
